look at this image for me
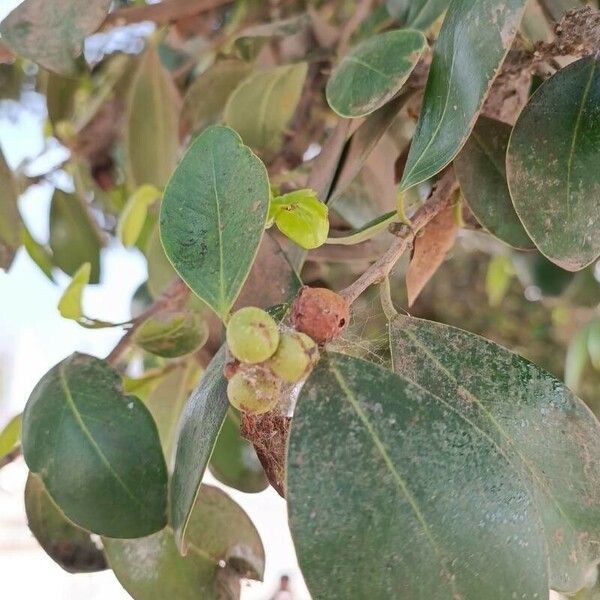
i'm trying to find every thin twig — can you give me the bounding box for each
[103,0,233,28]
[337,0,373,55]
[105,278,190,366]
[339,170,459,304]
[0,446,21,470]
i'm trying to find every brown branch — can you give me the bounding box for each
[105,278,190,366]
[337,0,373,56]
[0,446,21,469]
[339,170,459,304]
[103,0,233,28]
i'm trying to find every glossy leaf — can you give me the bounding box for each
[57,262,90,320]
[0,145,21,270]
[25,474,107,573]
[288,351,548,599]
[170,347,229,552]
[49,189,102,284]
[160,126,270,319]
[0,0,111,75]
[506,57,600,271]
[182,60,252,134]
[386,0,451,30]
[389,315,600,592]
[270,189,329,250]
[104,485,264,599]
[0,413,21,460]
[118,185,161,248]
[22,353,168,538]
[454,116,533,249]
[224,63,307,156]
[134,311,208,358]
[400,0,527,191]
[209,409,268,494]
[125,47,181,189]
[326,29,426,118]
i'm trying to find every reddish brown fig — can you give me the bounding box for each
[290,286,349,345]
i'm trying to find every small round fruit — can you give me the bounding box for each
[227,370,280,414]
[226,307,280,364]
[291,286,349,345]
[267,331,318,383]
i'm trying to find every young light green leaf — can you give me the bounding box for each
[386,0,451,30]
[25,474,107,573]
[565,324,591,393]
[22,225,55,281]
[270,189,329,250]
[587,319,600,370]
[117,185,161,248]
[209,409,268,494]
[49,189,102,284]
[104,485,265,599]
[0,0,111,75]
[133,311,208,358]
[326,29,426,118]
[182,60,252,134]
[0,413,21,460]
[389,315,600,592]
[170,347,229,552]
[125,47,181,189]
[288,352,548,600]
[57,262,90,320]
[506,57,600,271]
[0,145,21,270]
[22,353,168,538]
[160,126,270,320]
[400,0,528,191]
[454,116,534,249]
[485,254,514,307]
[224,63,307,156]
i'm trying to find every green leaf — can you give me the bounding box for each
[506,57,600,271]
[49,188,102,284]
[0,413,21,460]
[133,311,208,358]
[57,262,90,320]
[170,347,229,552]
[22,353,168,538]
[44,70,79,125]
[386,0,451,30]
[104,485,265,599]
[118,185,161,248]
[270,189,329,250]
[454,116,534,249]
[0,144,21,270]
[146,225,177,298]
[326,29,426,118]
[0,0,111,75]
[25,473,107,573]
[22,225,55,281]
[182,60,252,134]
[485,254,514,307]
[125,47,181,189]
[160,125,270,320]
[389,315,600,592]
[565,325,590,393]
[224,63,307,156]
[209,409,268,493]
[587,319,600,370]
[288,352,548,599]
[400,0,527,191]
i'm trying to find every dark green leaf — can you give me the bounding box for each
[0,145,21,270]
[386,0,451,30]
[0,0,111,75]
[25,473,107,573]
[134,311,208,358]
[326,29,426,118]
[288,352,548,599]
[49,189,102,284]
[104,485,264,599]
[22,353,168,538]
[170,347,229,552]
[506,57,600,271]
[160,126,270,319]
[454,116,533,249]
[389,315,600,592]
[209,409,268,493]
[400,0,527,191]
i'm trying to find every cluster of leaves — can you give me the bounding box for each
[1,0,600,598]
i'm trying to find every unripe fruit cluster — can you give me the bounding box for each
[225,306,319,415]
